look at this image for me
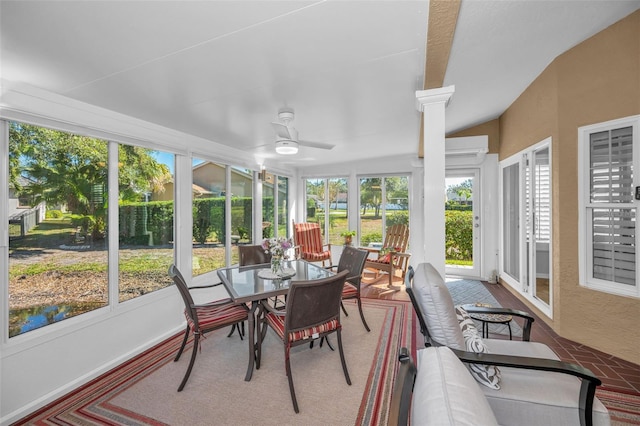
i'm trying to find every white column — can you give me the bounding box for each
[416,86,455,278]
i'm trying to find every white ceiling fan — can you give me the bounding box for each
[270,108,335,155]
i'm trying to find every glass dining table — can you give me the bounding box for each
[217,259,334,381]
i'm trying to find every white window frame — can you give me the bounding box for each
[578,115,640,298]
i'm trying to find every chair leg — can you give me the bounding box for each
[340,300,349,317]
[285,345,299,413]
[174,325,190,362]
[336,329,351,386]
[177,332,200,392]
[356,297,370,332]
[226,322,246,340]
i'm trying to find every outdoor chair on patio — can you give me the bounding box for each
[361,224,410,288]
[292,221,332,267]
[327,246,371,331]
[257,270,351,413]
[168,264,249,392]
[239,244,271,266]
[405,262,609,426]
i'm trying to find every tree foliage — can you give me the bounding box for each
[9,122,171,239]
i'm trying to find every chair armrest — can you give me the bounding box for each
[261,299,287,316]
[463,305,534,341]
[188,282,223,290]
[359,246,381,254]
[390,252,411,258]
[450,348,601,426]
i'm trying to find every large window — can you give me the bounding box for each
[579,116,638,297]
[118,146,175,302]
[359,176,409,247]
[7,121,176,337]
[8,123,109,336]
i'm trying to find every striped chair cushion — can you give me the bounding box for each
[265,312,340,343]
[342,282,358,298]
[303,250,331,261]
[186,302,248,332]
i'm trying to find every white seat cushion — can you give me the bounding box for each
[481,339,610,426]
[412,346,498,426]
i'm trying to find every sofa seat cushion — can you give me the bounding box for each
[413,346,498,426]
[411,263,465,350]
[480,339,610,426]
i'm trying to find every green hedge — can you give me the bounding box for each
[119,196,257,246]
[445,210,472,260]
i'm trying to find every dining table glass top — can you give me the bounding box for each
[217,259,333,303]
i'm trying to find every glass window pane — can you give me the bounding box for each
[359,177,383,247]
[8,122,108,337]
[590,127,633,204]
[592,208,636,285]
[192,159,227,276]
[328,178,348,245]
[118,146,174,300]
[231,167,253,262]
[277,176,289,238]
[502,163,520,280]
[385,176,409,236]
[262,172,274,239]
[305,178,325,230]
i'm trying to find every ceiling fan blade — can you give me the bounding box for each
[298,139,335,150]
[271,122,292,140]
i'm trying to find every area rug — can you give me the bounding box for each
[597,388,640,425]
[446,277,523,338]
[15,298,416,426]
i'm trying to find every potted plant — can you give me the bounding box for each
[340,230,356,246]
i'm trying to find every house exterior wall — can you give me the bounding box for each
[497,11,639,364]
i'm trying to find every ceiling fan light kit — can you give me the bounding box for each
[275,139,299,155]
[270,108,334,155]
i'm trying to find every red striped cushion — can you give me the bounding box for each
[186,303,248,332]
[342,282,358,298]
[303,250,331,261]
[265,312,340,343]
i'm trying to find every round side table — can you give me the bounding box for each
[463,303,513,340]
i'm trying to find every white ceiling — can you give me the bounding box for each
[1,1,639,168]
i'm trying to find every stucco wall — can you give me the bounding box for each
[499,11,640,364]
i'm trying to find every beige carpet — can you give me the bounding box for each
[83,299,414,425]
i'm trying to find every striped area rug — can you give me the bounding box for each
[597,388,640,425]
[15,299,416,426]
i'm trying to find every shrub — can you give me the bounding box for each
[46,209,63,219]
[387,211,409,226]
[361,232,383,246]
[445,210,472,260]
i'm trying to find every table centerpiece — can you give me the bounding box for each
[261,236,293,276]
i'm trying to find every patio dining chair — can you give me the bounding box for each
[292,221,332,267]
[168,264,249,392]
[257,270,351,413]
[327,246,371,331]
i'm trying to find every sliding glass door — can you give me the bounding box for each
[500,139,552,315]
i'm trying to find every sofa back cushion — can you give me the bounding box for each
[412,263,465,350]
[412,346,498,425]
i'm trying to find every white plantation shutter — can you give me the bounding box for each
[587,125,636,287]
